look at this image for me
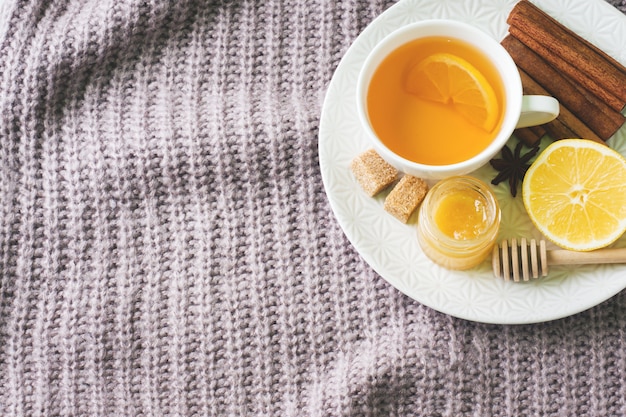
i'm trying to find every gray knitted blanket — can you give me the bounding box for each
[2,0,626,415]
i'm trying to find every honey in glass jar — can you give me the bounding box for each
[417,176,501,270]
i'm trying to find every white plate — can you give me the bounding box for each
[319,0,626,324]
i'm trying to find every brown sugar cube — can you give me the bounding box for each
[350,149,398,197]
[384,175,429,223]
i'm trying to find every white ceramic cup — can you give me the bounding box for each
[356,19,560,180]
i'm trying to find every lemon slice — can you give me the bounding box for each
[406,52,499,132]
[522,139,626,251]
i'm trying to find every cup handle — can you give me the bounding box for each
[516,95,560,129]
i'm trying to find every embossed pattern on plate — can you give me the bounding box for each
[319,0,626,324]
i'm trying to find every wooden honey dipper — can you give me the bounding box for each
[492,238,626,281]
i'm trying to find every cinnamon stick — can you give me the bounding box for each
[518,69,605,144]
[507,0,626,111]
[501,35,624,140]
[508,26,625,112]
[514,126,545,147]
[543,119,578,142]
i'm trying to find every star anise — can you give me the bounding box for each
[490,141,540,197]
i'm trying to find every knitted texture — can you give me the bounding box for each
[1,0,626,416]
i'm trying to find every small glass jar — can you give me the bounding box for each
[417,176,501,270]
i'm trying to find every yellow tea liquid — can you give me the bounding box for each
[367,36,505,165]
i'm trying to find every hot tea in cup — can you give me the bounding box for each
[356,20,559,179]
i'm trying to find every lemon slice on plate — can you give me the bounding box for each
[522,139,626,251]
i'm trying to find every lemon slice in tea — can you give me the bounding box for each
[405,52,499,132]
